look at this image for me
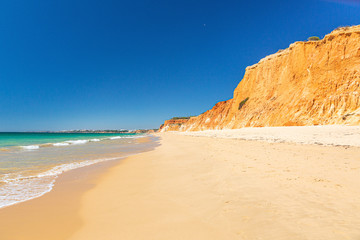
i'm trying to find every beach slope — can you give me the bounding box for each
[70,132,360,240]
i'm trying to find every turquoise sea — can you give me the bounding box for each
[0,132,139,148]
[0,132,156,209]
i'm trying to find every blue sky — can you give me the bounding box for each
[0,0,359,131]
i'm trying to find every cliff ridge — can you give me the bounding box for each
[161,25,360,132]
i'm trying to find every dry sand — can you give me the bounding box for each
[69,132,360,240]
[180,125,360,147]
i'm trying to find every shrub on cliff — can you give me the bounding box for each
[238,97,249,110]
[171,116,196,120]
[171,116,193,120]
[308,36,320,41]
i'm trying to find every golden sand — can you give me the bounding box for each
[0,160,120,240]
[70,133,360,239]
[1,133,360,239]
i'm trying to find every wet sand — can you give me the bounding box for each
[0,159,121,240]
[0,136,155,240]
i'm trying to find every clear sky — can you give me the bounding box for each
[0,0,359,131]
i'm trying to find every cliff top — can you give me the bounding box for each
[246,25,360,70]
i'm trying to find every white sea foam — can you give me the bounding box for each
[0,133,149,208]
[109,136,122,140]
[17,135,142,151]
[0,175,55,209]
[109,135,145,140]
[37,157,121,178]
[0,156,123,209]
[65,140,89,145]
[53,142,70,147]
[54,138,100,146]
[21,145,40,150]
[90,138,101,142]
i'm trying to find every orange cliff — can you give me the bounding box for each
[160,25,360,132]
[159,118,190,132]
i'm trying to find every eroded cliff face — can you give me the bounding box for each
[161,26,360,132]
[159,119,189,132]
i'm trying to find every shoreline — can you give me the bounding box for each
[0,157,122,240]
[0,136,158,240]
[0,155,126,210]
[0,134,157,210]
[1,130,360,239]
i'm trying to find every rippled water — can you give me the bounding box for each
[0,133,157,208]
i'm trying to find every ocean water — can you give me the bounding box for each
[0,132,157,209]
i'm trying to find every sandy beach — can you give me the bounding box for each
[1,128,360,239]
[0,158,121,240]
[2,1,359,239]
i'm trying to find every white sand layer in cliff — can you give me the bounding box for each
[180,125,360,147]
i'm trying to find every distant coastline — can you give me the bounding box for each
[2,129,158,134]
